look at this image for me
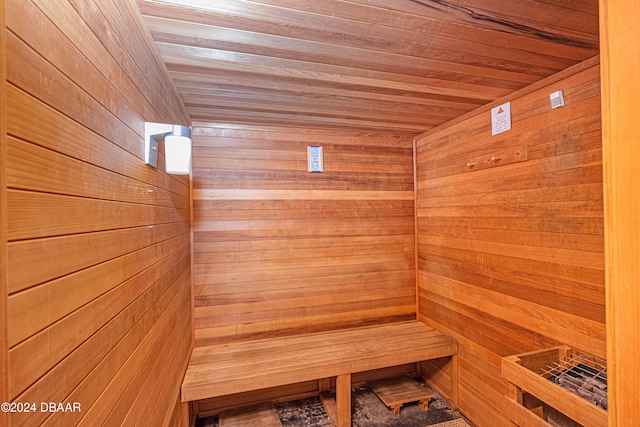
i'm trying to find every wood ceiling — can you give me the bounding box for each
[136,0,599,134]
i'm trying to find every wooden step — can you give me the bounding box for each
[368,376,434,416]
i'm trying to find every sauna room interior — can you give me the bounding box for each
[1,0,638,426]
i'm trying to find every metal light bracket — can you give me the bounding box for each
[144,122,191,168]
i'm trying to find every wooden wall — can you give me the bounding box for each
[3,0,191,425]
[415,57,604,427]
[191,124,416,346]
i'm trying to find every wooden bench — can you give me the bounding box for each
[181,320,457,426]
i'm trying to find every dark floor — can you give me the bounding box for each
[196,380,471,427]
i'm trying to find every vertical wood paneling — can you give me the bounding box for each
[191,124,416,345]
[415,58,604,427]
[1,0,9,424]
[599,1,640,424]
[4,0,191,426]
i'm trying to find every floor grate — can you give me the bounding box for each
[429,418,472,427]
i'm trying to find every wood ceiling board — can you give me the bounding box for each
[140,0,597,53]
[142,13,581,77]
[157,34,542,91]
[158,54,512,104]
[136,0,600,133]
[166,66,490,107]
[177,90,475,122]
[155,40,532,93]
[143,16,565,83]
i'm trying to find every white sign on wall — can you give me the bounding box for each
[307,146,323,172]
[491,102,512,136]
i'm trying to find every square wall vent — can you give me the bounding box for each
[550,90,565,109]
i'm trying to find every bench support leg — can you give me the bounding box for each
[181,401,196,427]
[318,378,332,393]
[319,378,337,426]
[450,354,459,410]
[336,374,351,427]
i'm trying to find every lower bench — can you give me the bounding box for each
[180,320,458,426]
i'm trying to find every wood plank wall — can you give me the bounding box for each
[415,57,604,427]
[3,1,191,425]
[191,124,416,347]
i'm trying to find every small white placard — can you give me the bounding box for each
[491,102,511,136]
[307,146,323,172]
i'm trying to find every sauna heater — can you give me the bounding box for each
[540,351,608,426]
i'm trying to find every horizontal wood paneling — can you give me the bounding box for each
[192,124,416,346]
[415,58,604,427]
[4,0,191,425]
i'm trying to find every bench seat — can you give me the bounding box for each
[181,320,457,426]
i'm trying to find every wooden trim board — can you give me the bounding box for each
[599,1,640,426]
[1,1,9,423]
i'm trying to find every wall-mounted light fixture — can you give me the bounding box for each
[144,122,192,175]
